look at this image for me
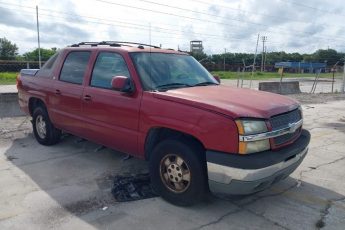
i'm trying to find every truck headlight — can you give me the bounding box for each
[236,119,270,154]
[235,120,268,135]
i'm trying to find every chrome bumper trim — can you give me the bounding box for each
[207,147,308,184]
[239,119,303,142]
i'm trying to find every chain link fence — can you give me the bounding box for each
[0,61,45,72]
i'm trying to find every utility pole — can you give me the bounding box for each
[331,61,339,93]
[342,58,345,93]
[261,36,267,72]
[263,45,267,71]
[36,5,41,68]
[149,22,151,47]
[223,48,226,71]
[250,33,260,88]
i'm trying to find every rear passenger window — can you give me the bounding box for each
[91,52,130,89]
[60,51,91,85]
[42,52,59,70]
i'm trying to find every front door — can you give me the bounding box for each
[81,51,141,155]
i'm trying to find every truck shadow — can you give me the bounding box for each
[3,133,345,229]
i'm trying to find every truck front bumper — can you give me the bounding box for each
[207,129,310,195]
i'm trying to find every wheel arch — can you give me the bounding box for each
[28,97,46,116]
[144,127,205,161]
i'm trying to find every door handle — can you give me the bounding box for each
[55,89,61,95]
[83,95,92,101]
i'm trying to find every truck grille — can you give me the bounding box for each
[270,109,302,146]
[273,128,301,145]
[270,109,302,131]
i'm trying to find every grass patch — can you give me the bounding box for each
[212,71,341,80]
[0,72,18,85]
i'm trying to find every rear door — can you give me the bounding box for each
[81,51,141,155]
[50,51,92,135]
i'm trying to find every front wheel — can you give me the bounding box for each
[149,139,208,206]
[32,106,61,145]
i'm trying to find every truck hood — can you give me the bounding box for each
[153,85,299,119]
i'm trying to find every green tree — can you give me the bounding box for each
[198,48,345,70]
[310,49,342,66]
[0,37,18,60]
[190,51,207,61]
[23,48,57,61]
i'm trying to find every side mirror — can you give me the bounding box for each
[111,76,134,93]
[213,75,221,83]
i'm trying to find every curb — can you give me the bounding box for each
[0,92,25,118]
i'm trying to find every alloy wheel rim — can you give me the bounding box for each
[36,115,47,139]
[159,154,191,193]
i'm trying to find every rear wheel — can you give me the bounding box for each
[32,106,61,145]
[150,139,208,206]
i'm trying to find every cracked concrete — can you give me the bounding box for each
[1,100,345,230]
[191,208,242,230]
[315,197,345,230]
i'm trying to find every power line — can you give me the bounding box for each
[94,0,256,31]
[0,1,177,32]
[0,6,276,54]
[1,1,344,53]
[1,0,344,47]
[127,0,345,42]
[190,0,345,41]
[188,0,308,24]
[6,7,343,51]
[187,0,345,49]
[135,0,288,27]
[94,0,345,43]
[0,1,255,40]
[0,4,256,43]
[280,0,342,15]
[0,5,260,47]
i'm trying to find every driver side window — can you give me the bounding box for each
[91,52,130,89]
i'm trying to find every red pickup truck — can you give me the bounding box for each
[17,42,310,206]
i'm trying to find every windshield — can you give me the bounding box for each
[130,52,218,91]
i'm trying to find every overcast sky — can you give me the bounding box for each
[1,0,345,54]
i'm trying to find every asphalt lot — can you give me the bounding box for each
[1,99,345,230]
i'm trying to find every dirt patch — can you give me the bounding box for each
[288,93,345,104]
[0,117,31,141]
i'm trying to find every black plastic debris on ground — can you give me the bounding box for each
[111,173,158,202]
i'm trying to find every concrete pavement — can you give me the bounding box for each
[0,84,23,117]
[0,85,17,94]
[0,101,345,230]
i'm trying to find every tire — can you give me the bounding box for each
[149,139,208,206]
[32,106,61,146]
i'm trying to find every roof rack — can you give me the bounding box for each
[104,41,161,49]
[70,41,122,47]
[69,41,161,49]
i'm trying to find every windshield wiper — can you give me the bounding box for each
[155,83,192,91]
[193,82,218,87]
